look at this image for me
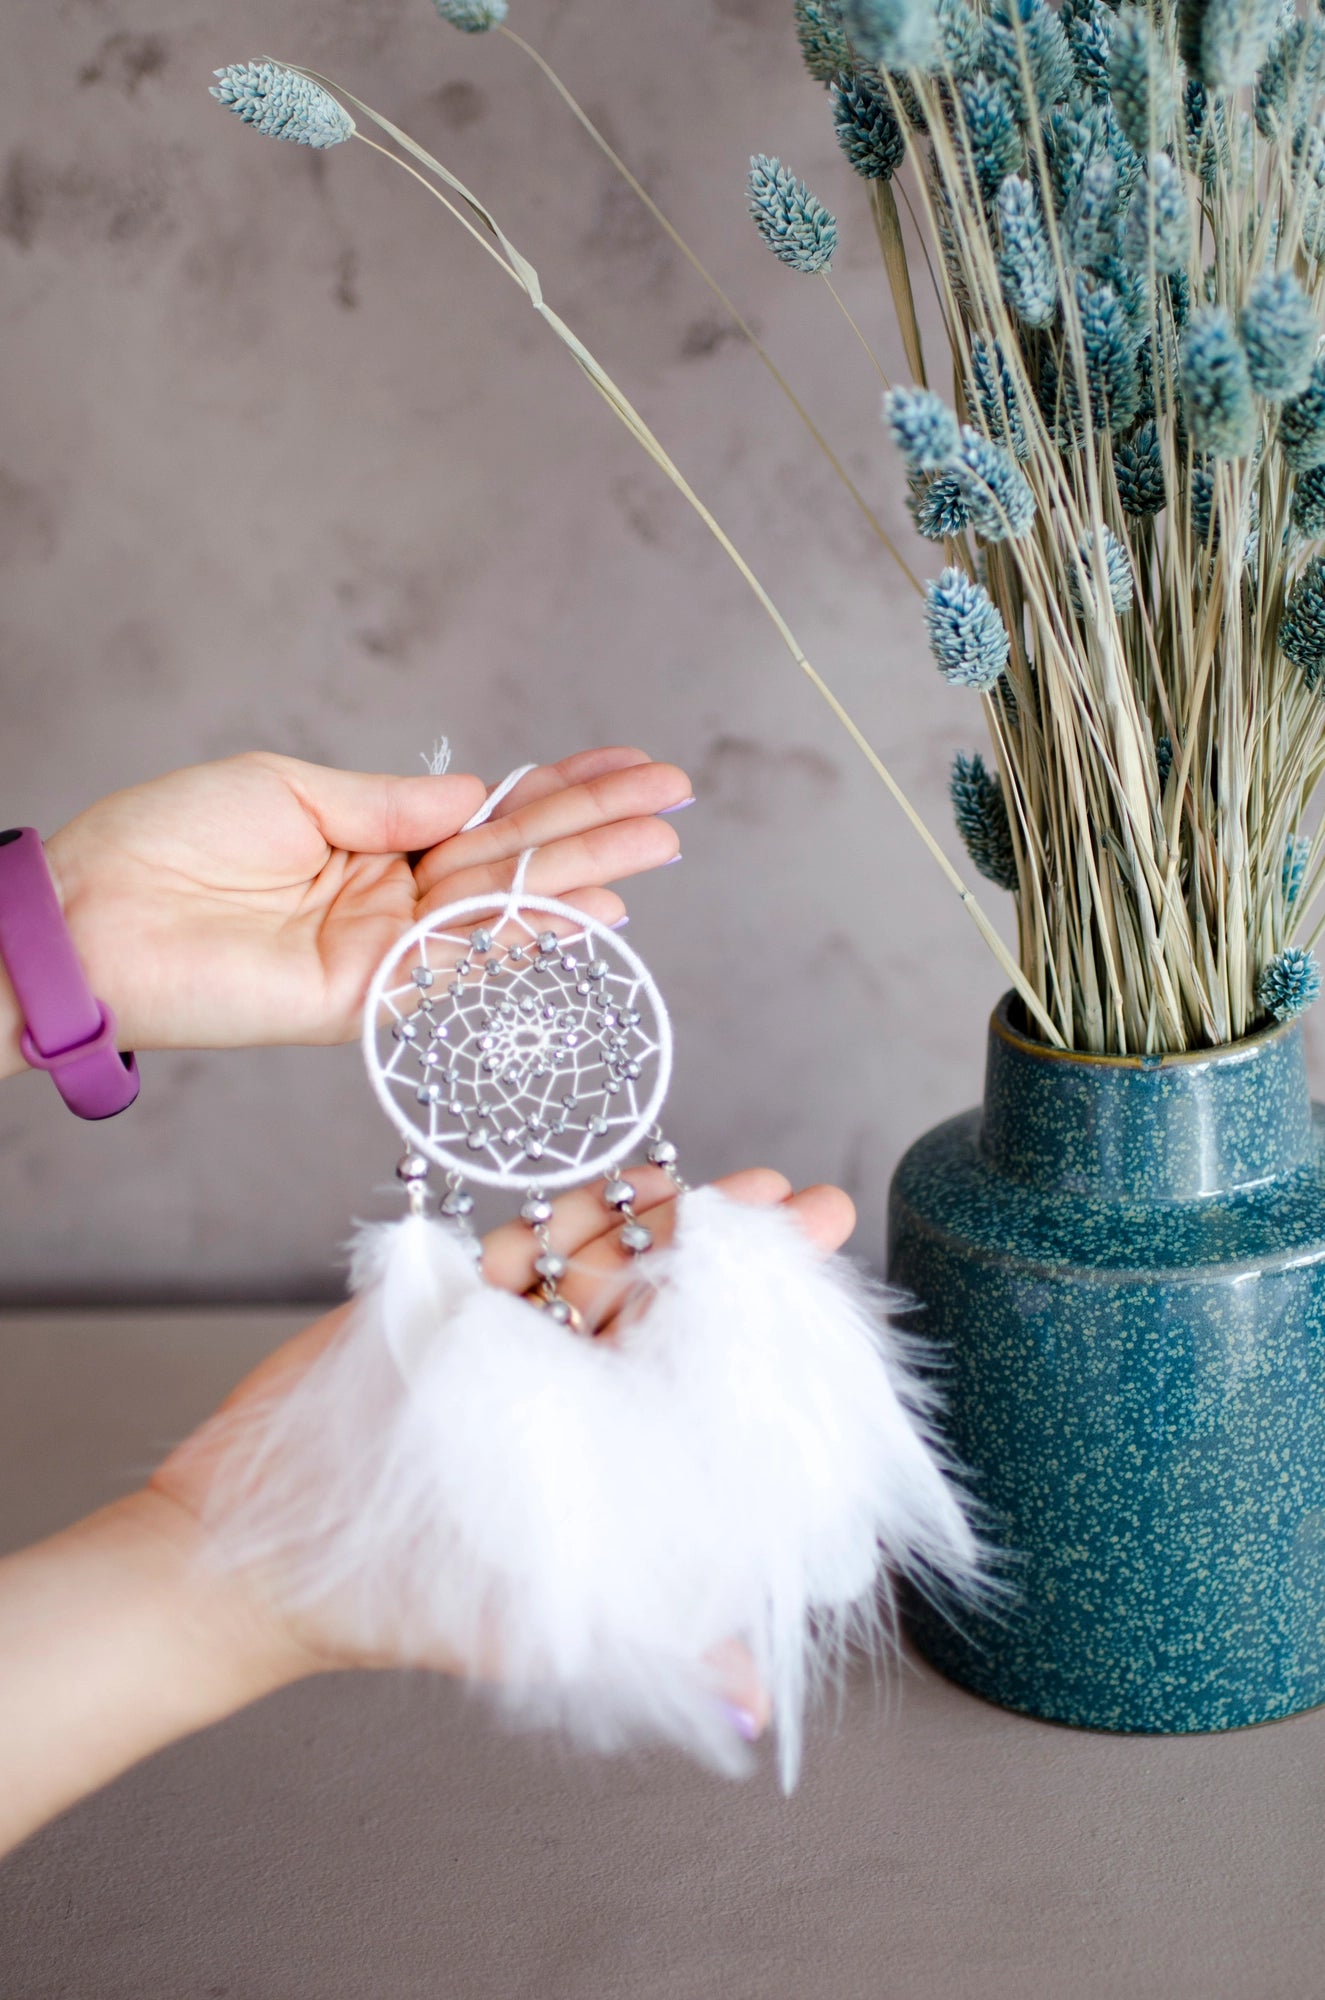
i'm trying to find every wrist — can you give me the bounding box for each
[98,1486,322,1708]
[0,1488,317,1857]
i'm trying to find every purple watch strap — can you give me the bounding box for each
[0,828,139,1119]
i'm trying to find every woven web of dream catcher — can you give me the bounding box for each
[363,892,673,1192]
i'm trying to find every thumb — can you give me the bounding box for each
[280,760,489,856]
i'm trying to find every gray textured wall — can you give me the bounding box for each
[5,0,1056,1299]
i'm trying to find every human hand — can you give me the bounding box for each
[151,1169,857,1723]
[0,746,689,1076]
[0,1170,852,1855]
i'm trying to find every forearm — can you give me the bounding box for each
[0,1490,311,1856]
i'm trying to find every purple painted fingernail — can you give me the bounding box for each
[611,914,631,930]
[719,1701,763,1742]
[662,852,683,866]
[659,796,695,816]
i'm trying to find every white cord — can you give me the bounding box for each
[461,764,538,831]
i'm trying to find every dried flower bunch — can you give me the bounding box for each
[773,0,1325,1051]
[212,4,1325,1054]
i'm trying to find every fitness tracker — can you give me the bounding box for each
[0,828,139,1119]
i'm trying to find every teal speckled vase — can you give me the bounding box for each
[888,996,1325,1732]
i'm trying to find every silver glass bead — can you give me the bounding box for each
[447,1098,464,1116]
[560,954,578,971]
[623,1060,642,1079]
[589,959,609,980]
[482,1054,501,1073]
[526,1140,546,1159]
[620,1221,653,1254]
[620,1009,641,1027]
[604,1078,622,1095]
[412,966,435,989]
[396,1154,430,1182]
[502,1126,522,1146]
[466,1126,490,1150]
[521,1195,554,1224]
[550,1119,567,1136]
[562,1094,578,1108]
[392,1018,418,1042]
[534,1251,568,1281]
[441,1188,474,1217]
[544,1297,574,1326]
[538,931,559,955]
[647,1138,678,1165]
[478,1032,496,1050]
[526,1119,547,1138]
[576,981,592,996]
[600,1009,619,1027]
[587,1114,609,1136]
[603,1178,635,1209]
[416,1082,443,1104]
[470,927,493,953]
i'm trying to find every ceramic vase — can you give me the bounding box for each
[888,995,1325,1731]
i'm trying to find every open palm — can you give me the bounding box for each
[152,1169,856,1720]
[40,746,689,1053]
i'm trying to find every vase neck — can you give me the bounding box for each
[979,1001,1316,1201]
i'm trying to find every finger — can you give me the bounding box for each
[705,1637,771,1737]
[480,1167,794,1298]
[560,1172,805,1328]
[273,757,489,858]
[569,1181,850,1335]
[416,817,679,916]
[485,748,653,819]
[555,887,627,930]
[788,1182,856,1254]
[412,763,691,896]
[481,1164,686,1291]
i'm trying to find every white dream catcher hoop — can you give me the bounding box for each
[204,766,985,1790]
[363,880,673,1195]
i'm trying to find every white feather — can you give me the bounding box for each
[202,1213,752,1774]
[202,1195,985,1789]
[617,1187,985,1790]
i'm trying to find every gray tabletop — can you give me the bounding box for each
[1,1309,1321,2000]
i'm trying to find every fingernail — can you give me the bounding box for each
[662,852,683,867]
[611,914,631,930]
[719,1701,763,1743]
[658,796,695,816]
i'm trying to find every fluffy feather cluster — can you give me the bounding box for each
[202,1188,984,1791]
[773,0,1325,1051]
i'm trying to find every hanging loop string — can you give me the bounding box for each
[460,763,538,831]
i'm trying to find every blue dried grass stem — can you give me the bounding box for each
[491,21,919,586]
[224,0,1325,1057]
[834,0,1325,1052]
[243,60,1057,1043]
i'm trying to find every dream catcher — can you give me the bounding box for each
[205,772,983,1790]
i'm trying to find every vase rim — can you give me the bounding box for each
[991,991,1300,1072]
